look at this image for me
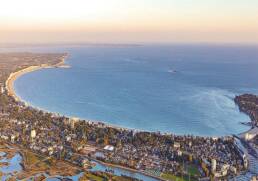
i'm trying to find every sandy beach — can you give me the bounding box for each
[6,65,45,102]
[5,56,69,102]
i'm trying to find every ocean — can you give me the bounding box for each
[11,44,258,136]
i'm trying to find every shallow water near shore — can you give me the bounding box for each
[12,44,258,136]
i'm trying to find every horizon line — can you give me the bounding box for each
[1,41,258,48]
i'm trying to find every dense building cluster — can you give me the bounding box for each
[0,53,255,180]
[0,92,248,180]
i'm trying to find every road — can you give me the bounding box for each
[230,138,258,181]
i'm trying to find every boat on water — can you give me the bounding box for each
[168,69,177,73]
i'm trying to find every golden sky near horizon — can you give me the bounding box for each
[0,0,258,44]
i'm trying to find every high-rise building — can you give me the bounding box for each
[69,117,79,129]
[0,85,4,94]
[31,130,36,139]
[211,159,217,173]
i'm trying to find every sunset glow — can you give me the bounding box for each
[0,0,258,43]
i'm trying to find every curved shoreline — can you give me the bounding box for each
[3,53,257,181]
[4,60,164,180]
[5,56,69,103]
[6,65,47,102]
[5,56,252,138]
[4,58,149,135]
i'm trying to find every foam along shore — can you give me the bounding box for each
[3,54,141,133]
[5,56,69,102]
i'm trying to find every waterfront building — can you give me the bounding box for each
[173,142,180,149]
[69,117,79,129]
[244,128,258,141]
[188,141,192,147]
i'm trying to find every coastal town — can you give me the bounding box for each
[0,53,258,180]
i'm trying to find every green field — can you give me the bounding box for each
[186,164,200,177]
[161,164,200,181]
[161,173,187,181]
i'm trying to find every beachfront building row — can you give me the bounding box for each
[0,110,251,180]
[0,53,257,180]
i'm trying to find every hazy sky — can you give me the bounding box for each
[0,0,258,44]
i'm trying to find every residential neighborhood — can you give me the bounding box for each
[0,53,257,180]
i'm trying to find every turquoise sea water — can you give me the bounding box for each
[12,44,258,136]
